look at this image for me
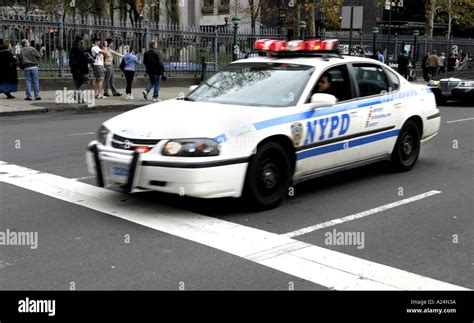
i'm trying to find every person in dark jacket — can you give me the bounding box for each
[397,50,410,80]
[421,52,429,81]
[69,35,91,102]
[0,40,18,99]
[142,40,165,102]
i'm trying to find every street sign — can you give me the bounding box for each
[341,6,363,30]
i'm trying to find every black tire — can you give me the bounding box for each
[390,120,421,172]
[243,142,291,210]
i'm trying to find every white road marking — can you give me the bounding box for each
[283,190,442,238]
[446,117,474,124]
[64,132,95,137]
[71,176,95,181]
[0,162,467,291]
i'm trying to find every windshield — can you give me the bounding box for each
[186,62,315,107]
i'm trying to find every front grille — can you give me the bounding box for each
[111,134,160,151]
[440,80,461,91]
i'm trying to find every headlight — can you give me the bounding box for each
[98,125,109,145]
[459,81,474,88]
[428,80,440,87]
[162,139,220,157]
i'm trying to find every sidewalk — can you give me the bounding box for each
[0,87,189,116]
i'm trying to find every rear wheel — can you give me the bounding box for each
[243,142,291,210]
[390,120,421,172]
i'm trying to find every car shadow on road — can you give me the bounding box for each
[438,101,473,108]
[134,161,397,217]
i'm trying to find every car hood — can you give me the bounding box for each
[432,71,474,81]
[103,99,287,140]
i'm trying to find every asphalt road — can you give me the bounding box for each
[0,103,473,291]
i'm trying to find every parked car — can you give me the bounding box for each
[428,59,474,104]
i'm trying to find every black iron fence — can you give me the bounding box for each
[0,12,284,77]
[324,31,474,64]
[1,11,472,78]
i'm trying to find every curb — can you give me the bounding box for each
[0,103,147,117]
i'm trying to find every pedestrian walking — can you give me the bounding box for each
[437,52,446,75]
[17,39,44,101]
[143,40,165,102]
[447,53,457,72]
[122,45,139,100]
[397,50,410,80]
[0,40,18,99]
[376,49,385,63]
[69,35,92,103]
[103,38,123,97]
[90,36,107,99]
[426,50,439,80]
[454,54,460,70]
[421,52,429,81]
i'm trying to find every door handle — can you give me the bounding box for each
[394,102,403,109]
[350,110,359,117]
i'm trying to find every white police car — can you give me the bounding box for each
[86,39,440,209]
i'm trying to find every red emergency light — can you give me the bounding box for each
[254,39,340,56]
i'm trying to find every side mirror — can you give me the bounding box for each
[310,93,337,108]
[189,85,199,92]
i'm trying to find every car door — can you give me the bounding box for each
[349,63,402,160]
[294,64,367,177]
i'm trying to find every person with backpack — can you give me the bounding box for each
[69,35,91,103]
[122,45,139,100]
[90,36,107,99]
[142,40,165,102]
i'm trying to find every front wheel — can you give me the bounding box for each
[243,142,291,210]
[390,120,421,172]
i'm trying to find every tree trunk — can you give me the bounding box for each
[307,0,316,38]
[425,0,437,38]
[110,0,114,26]
[295,0,301,39]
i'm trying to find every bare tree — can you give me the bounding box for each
[248,0,262,34]
[425,0,437,37]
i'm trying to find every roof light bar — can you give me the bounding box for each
[253,39,340,56]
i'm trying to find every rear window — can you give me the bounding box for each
[353,65,390,97]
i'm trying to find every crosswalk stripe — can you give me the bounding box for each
[0,161,468,290]
[283,191,442,238]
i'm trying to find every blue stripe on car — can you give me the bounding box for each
[296,129,400,160]
[253,90,419,130]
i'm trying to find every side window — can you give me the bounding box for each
[310,64,353,102]
[384,68,400,91]
[353,65,390,98]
